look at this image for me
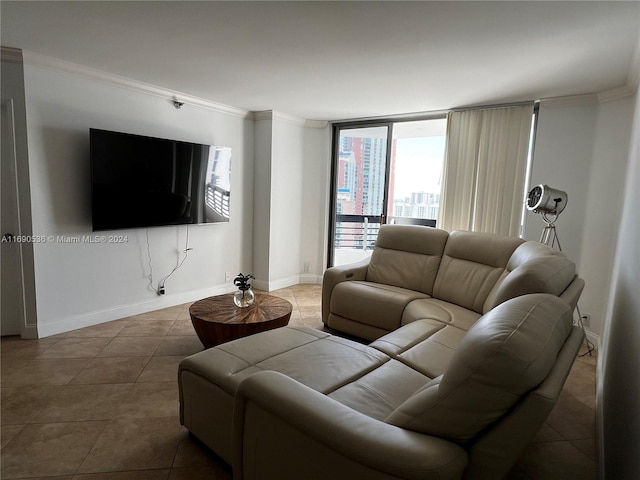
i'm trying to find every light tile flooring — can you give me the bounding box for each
[1,284,597,479]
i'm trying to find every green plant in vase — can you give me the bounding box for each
[233,273,255,308]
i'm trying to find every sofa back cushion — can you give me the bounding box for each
[366,225,449,295]
[483,242,577,313]
[431,231,524,312]
[385,294,574,443]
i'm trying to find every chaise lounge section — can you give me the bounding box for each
[180,295,583,479]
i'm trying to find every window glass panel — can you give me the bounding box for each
[388,119,447,225]
[337,126,388,216]
[333,126,388,266]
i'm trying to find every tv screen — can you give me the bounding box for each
[90,129,231,231]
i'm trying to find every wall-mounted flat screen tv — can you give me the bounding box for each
[90,128,231,231]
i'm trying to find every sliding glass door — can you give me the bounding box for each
[331,125,390,267]
[329,117,447,267]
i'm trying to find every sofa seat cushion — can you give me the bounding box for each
[180,326,389,395]
[398,325,466,378]
[370,319,447,357]
[385,294,574,443]
[402,298,482,331]
[370,300,481,378]
[330,281,429,331]
[328,359,431,421]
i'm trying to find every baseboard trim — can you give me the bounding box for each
[21,324,38,340]
[265,275,302,292]
[299,273,322,284]
[36,276,323,337]
[585,329,600,352]
[36,283,235,338]
[1,46,23,63]
[253,274,321,292]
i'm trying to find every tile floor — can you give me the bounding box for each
[1,284,597,479]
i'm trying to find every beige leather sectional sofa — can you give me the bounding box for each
[179,226,585,479]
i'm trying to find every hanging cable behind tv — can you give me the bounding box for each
[146,226,192,295]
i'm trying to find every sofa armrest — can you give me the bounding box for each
[558,276,585,312]
[463,325,585,479]
[233,371,468,480]
[322,258,370,324]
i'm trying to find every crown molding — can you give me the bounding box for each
[597,28,638,104]
[597,84,637,104]
[253,110,328,128]
[253,110,274,122]
[273,110,306,125]
[1,46,23,63]
[20,50,253,119]
[539,93,599,108]
[540,84,636,108]
[304,119,330,129]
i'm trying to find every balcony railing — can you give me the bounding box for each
[334,214,437,265]
[334,215,381,250]
[206,184,230,219]
[335,215,437,246]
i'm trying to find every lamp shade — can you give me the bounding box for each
[526,185,568,215]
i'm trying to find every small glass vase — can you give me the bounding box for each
[233,287,255,308]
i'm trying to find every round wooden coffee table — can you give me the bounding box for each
[189,292,293,348]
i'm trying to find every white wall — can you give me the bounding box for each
[525,97,633,343]
[23,61,254,336]
[599,89,640,479]
[252,111,330,290]
[300,125,331,280]
[269,114,304,287]
[252,115,273,288]
[578,97,634,338]
[524,101,597,265]
[14,57,329,336]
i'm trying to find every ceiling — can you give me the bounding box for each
[2,1,639,121]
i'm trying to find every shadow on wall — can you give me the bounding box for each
[40,124,93,232]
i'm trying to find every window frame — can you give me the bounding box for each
[328,113,447,267]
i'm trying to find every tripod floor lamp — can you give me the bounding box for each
[526,184,594,356]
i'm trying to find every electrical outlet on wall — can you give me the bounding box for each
[303,262,311,273]
[581,314,591,327]
[225,272,231,282]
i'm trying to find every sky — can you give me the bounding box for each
[392,135,446,199]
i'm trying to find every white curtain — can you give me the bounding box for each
[438,104,533,236]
